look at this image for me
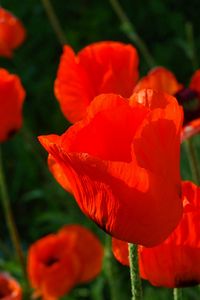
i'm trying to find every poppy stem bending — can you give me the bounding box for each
[185,139,200,185]
[108,0,155,69]
[0,147,27,280]
[104,235,120,300]
[41,0,67,45]
[173,288,183,300]
[128,243,142,300]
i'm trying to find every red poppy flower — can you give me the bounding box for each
[27,225,103,299]
[113,181,200,288]
[0,272,22,300]
[134,66,200,140]
[54,41,139,123]
[0,8,26,58]
[0,68,25,142]
[39,89,183,247]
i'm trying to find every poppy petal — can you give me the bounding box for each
[27,234,80,299]
[189,69,200,96]
[112,238,129,266]
[0,8,26,58]
[54,42,139,122]
[0,68,25,142]
[54,46,94,123]
[139,181,200,287]
[134,67,183,95]
[58,225,103,283]
[78,41,139,98]
[0,272,22,300]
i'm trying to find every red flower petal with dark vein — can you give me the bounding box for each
[27,225,103,299]
[39,89,183,246]
[0,272,22,300]
[54,42,139,123]
[134,67,183,95]
[0,8,26,58]
[0,69,26,142]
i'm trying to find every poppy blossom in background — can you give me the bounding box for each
[0,272,22,300]
[0,8,26,58]
[27,225,103,299]
[134,66,200,141]
[54,41,139,123]
[0,69,25,142]
[113,181,200,288]
[39,89,183,247]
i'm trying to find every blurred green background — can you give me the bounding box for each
[1,0,200,299]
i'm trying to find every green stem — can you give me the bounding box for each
[109,0,155,68]
[41,0,67,45]
[21,125,50,178]
[128,244,142,300]
[0,147,26,278]
[185,22,199,70]
[104,235,119,300]
[173,288,183,300]
[185,139,200,184]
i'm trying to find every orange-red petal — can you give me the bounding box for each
[112,238,129,266]
[54,42,139,123]
[58,225,103,283]
[0,8,26,58]
[189,69,200,96]
[134,67,183,95]
[0,272,22,300]
[27,234,81,299]
[27,225,103,299]
[139,181,200,287]
[0,68,26,142]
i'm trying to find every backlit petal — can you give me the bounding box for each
[134,67,182,95]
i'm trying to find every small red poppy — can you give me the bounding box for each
[134,66,200,140]
[0,272,22,300]
[0,8,26,58]
[39,89,183,247]
[0,68,25,142]
[54,41,139,123]
[113,181,200,288]
[27,225,103,299]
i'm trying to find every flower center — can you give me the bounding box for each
[175,88,200,124]
[44,257,59,267]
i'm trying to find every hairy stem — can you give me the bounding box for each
[173,288,183,300]
[128,243,142,300]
